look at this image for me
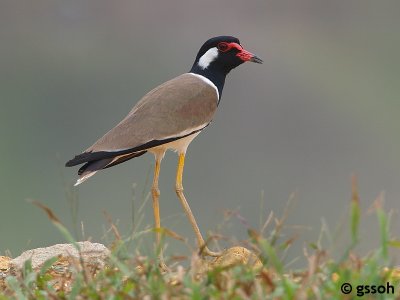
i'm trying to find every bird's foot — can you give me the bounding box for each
[200,246,223,257]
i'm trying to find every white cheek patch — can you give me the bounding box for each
[198,47,218,70]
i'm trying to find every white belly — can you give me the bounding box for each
[148,132,201,157]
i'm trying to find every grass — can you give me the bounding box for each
[1,178,400,299]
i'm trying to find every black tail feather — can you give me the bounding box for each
[78,158,114,176]
[66,151,120,167]
[103,151,147,170]
[65,128,206,167]
[77,150,147,175]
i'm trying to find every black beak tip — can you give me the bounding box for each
[250,55,263,64]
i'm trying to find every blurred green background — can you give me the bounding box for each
[1,0,399,263]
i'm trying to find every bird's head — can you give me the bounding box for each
[192,36,263,74]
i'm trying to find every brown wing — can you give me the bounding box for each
[66,73,217,166]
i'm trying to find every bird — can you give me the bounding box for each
[66,36,262,265]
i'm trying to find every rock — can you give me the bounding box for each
[8,242,110,292]
[0,256,12,290]
[11,241,110,271]
[0,256,11,274]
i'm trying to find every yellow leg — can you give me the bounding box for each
[151,156,169,271]
[175,153,222,257]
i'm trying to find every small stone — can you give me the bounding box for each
[0,256,12,290]
[0,256,11,272]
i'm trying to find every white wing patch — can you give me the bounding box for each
[198,47,218,70]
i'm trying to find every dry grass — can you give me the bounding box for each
[1,178,400,299]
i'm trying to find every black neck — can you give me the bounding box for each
[190,63,228,103]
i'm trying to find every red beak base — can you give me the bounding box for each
[237,49,263,64]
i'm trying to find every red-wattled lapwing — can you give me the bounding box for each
[66,36,262,264]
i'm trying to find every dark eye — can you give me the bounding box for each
[217,42,229,52]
